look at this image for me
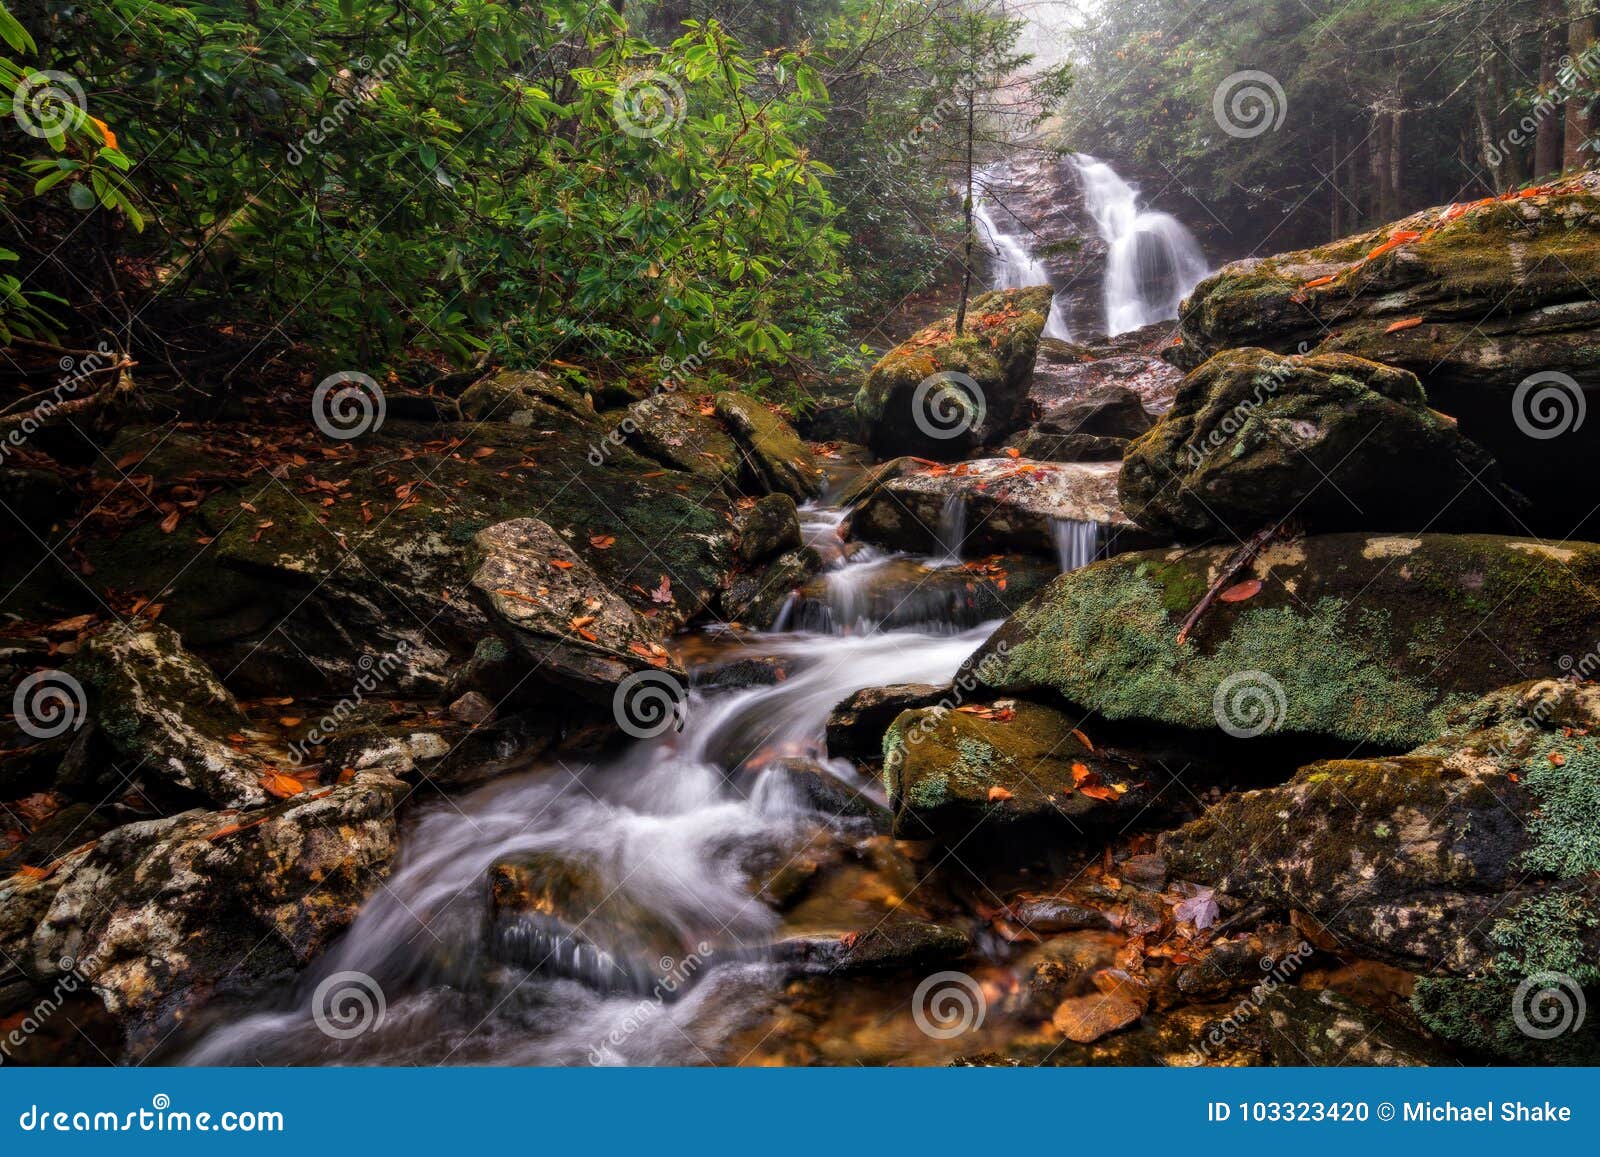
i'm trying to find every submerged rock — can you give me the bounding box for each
[1120,348,1523,538]
[968,533,1600,747]
[854,287,1053,460]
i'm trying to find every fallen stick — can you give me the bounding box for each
[1175,521,1287,646]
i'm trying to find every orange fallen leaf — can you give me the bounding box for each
[1072,727,1094,751]
[987,786,1014,802]
[549,559,575,570]
[589,535,616,549]
[1217,579,1263,603]
[1384,316,1423,333]
[1303,275,1336,289]
[260,771,306,799]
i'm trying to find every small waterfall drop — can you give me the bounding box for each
[973,175,1073,340]
[1050,518,1099,573]
[932,491,967,566]
[1071,154,1209,335]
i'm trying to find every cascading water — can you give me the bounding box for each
[973,176,1073,340]
[1050,517,1099,573]
[1071,153,1209,335]
[932,491,967,566]
[182,487,1002,1067]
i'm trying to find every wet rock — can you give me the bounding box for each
[777,920,972,972]
[487,851,693,995]
[1119,853,1168,891]
[880,699,1148,840]
[1010,385,1155,462]
[784,554,1058,635]
[758,758,891,832]
[736,494,803,564]
[825,683,948,761]
[722,547,821,628]
[1169,174,1600,533]
[694,654,798,691]
[844,458,1155,560]
[615,391,740,487]
[6,767,405,1058]
[64,625,268,809]
[1030,332,1183,416]
[1014,930,1126,1017]
[1009,896,1115,934]
[1052,988,1145,1043]
[469,517,685,699]
[968,533,1600,747]
[1119,349,1523,539]
[1170,927,1314,1001]
[457,369,599,427]
[713,392,822,500]
[854,287,1054,460]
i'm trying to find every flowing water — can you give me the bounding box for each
[1050,517,1100,573]
[183,487,1004,1066]
[973,177,1074,340]
[1071,154,1209,335]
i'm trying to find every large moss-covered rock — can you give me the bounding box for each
[1161,678,1600,1062]
[1170,174,1600,532]
[3,766,405,1059]
[1120,349,1523,538]
[844,457,1154,560]
[613,391,740,487]
[713,392,822,499]
[968,534,1600,747]
[880,700,1148,839]
[457,368,599,427]
[855,287,1053,460]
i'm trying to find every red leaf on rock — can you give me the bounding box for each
[1217,579,1262,603]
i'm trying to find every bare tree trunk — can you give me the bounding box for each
[1564,1,1595,170]
[1537,0,1565,176]
[955,83,975,337]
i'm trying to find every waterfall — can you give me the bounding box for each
[1050,518,1100,573]
[933,491,967,565]
[973,176,1073,340]
[1071,154,1209,336]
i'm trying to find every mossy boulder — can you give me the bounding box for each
[613,390,740,487]
[967,533,1600,748]
[1170,173,1600,533]
[468,517,684,698]
[5,766,405,1059]
[880,700,1149,839]
[713,391,822,499]
[1120,349,1524,538]
[844,457,1155,560]
[1161,678,1600,1062]
[65,625,268,808]
[721,546,821,628]
[457,368,599,427]
[854,287,1053,460]
[736,493,802,564]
